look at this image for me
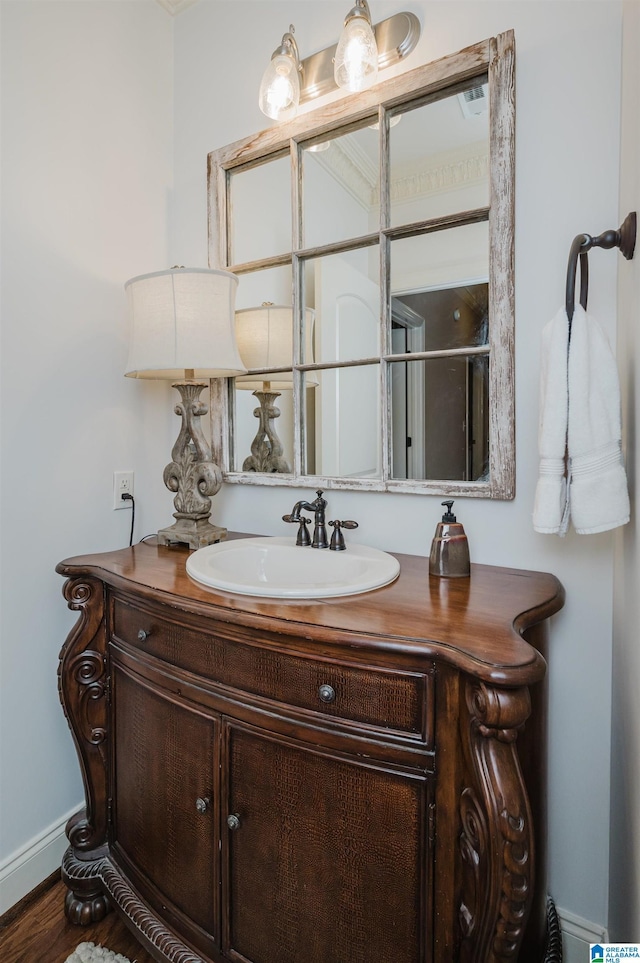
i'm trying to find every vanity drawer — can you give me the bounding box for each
[111,597,431,740]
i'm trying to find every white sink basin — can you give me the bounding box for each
[186,536,400,599]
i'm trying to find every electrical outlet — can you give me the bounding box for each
[113,471,134,510]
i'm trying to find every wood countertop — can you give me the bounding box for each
[57,536,564,687]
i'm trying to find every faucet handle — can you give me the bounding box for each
[296,517,311,547]
[329,519,358,551]
[283,512,311,547]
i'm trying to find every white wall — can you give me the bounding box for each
[0,0,629,946]
[0,0,175,908]
[173,0,624,936]
[610,0,640,941]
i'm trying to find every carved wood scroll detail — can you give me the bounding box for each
[101,862,206,963]
[61,848,204,960]
[61,848,110,924]
[57,577,109,853]
[459,681,533,963]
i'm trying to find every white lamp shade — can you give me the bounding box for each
[124,268,247,380]
[235,305,318,390]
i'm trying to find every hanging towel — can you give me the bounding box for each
[533,304,630,535]
[567,304,630,533]
[532,307,570,534]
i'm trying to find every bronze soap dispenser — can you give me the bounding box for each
[429,500,470,578]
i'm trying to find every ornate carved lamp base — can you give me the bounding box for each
[158,381,226,550]
[157,515,226,550]
[242,388,291,473]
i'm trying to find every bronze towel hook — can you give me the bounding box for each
[566,211,637,328]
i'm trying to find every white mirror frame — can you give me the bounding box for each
[208,31,515,499]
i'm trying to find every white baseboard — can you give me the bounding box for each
[0,804,81,916]
[558,905,609,963]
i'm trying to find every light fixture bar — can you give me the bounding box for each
[299,11,420,104]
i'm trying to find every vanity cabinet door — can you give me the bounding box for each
[222,720,432,963]
[111,662,219,954]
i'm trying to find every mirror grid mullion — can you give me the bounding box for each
[292,140,304,478]
[224,167,233,267]
[379,109,391,483]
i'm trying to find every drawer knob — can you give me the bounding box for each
[137,629,150,642]
[227,813,241,831]
[195,796,211,814]
[318,683,336,704]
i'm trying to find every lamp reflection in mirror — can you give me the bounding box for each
[258,25,301,122]
[125,267,246,549]
[334,0,378,92]
[235,304,317,473]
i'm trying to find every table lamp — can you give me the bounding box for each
[235,304,316,473]
[125,267,246,549]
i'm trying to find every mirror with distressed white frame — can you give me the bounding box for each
[208,31,514,498]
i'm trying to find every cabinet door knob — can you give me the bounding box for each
[137,629,150,642]
[226,813,241,831]
[318,683,336,704]
[195,796,211,814]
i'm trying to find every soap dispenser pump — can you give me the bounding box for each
[429,500,470,578]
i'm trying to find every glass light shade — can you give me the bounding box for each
[368,113,402,131]
[334,12,379,92]
[259,52,301,121]
[235,305,318,390]
[306,141,331,153]
[124,268,246,380]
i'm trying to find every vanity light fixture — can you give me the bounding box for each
[334,0,378,92]
[258,26,301,122]
[124,267,246,549]
[235,303,317,473]
[258,9,420,122]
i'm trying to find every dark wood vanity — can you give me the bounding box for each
[57,537,563,963]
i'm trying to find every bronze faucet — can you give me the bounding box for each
[283,490,328,548]
[283,491,358,550]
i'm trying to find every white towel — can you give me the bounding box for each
[533,304,629,535]
[568,304,630,533]
[532,307,570,534]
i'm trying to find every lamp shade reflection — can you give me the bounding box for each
[235,304,317,388]
[235,304,316,472]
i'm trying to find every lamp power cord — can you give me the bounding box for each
[121,492,135,547]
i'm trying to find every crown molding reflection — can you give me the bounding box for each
[391,142,489,204]
[155,0,199,16]
[310,139,489,214]
[310,138,378,209]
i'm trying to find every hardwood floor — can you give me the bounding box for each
[0,875,156,963]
